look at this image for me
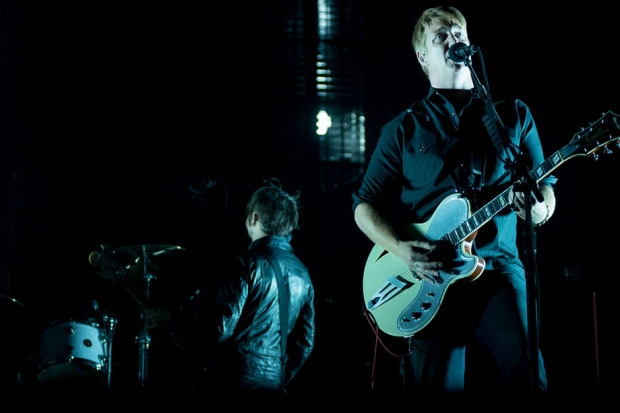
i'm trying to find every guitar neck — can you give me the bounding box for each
[445,149,566,246]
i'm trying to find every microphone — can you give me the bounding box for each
[448,42,479,63]
[88,251,101,266]
[89,249,129,283]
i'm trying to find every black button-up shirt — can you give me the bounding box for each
[352,87,556,270]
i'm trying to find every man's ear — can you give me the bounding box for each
[417,51,427,65]
[249,212,259,225]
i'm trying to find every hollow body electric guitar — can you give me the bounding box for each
[363,110,620,337]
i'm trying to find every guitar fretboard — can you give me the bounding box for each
[442,110,619,246]
[444,151,565,246]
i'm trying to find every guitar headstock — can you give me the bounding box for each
[561,110,620,161]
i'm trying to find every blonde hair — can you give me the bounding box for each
[411,6,467,77]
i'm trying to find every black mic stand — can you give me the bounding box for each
[462,53,543,394]
[136,245,155,388]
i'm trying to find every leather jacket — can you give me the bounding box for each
[208,235,315,389]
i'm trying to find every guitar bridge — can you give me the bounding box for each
[367,276,412,310]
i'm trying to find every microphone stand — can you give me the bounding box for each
[462,53,543,393]
[518,182,542,392]
[136,245,155,388]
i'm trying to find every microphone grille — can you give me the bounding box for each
[88,251,100,266]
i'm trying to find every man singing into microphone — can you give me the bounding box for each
[352,6,556,397]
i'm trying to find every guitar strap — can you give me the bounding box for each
[258,250,289,384]
[410,100,488,200]
[482,101,517,187]
[468,150,486,192]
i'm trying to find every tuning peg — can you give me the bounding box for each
[592,153,599,161]
[603,146,612,154]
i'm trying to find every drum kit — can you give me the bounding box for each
[0,243,193,391]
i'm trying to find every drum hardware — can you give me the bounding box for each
[102,311,117,389]
[80,300,117,389]
[88,243,190,387]
[136,245,155,388]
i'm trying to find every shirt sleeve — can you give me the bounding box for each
[502,98,558,188]
[351,112,408,213]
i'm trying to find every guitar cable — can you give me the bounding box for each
[364,307,413,390]
[364,308,413,358]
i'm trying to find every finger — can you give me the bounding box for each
[418,261,441,270]
[412,268,435,284]
[413,262,441,281]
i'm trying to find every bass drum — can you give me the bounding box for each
[36,319,108,383]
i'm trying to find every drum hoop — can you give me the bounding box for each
[39,357,104,371]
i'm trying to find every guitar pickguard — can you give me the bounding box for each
[363,194,484,337]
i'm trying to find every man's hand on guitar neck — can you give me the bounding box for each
[510,184,555,226]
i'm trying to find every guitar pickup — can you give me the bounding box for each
[367,276,411,310]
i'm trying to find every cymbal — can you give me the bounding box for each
[111,245,191,272]
[0,294,27,311]
[91,244,194,284]
[0,294,37,330]
[0,295,37,368]
[110,244,187,257]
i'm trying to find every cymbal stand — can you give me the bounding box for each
[136,245,156,387]
[102,311,117,390]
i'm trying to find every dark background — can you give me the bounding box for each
[0,0,617,401]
